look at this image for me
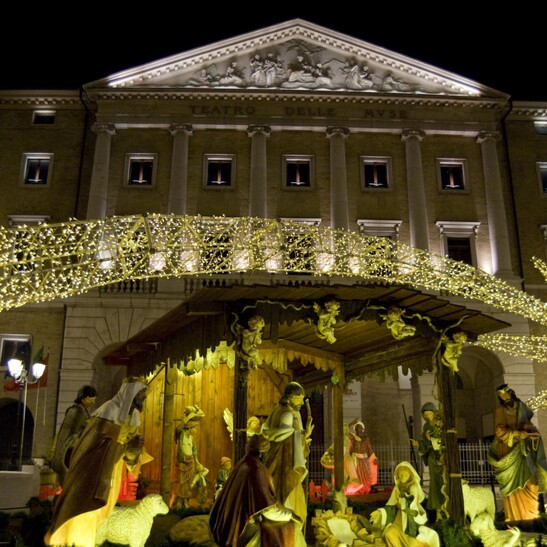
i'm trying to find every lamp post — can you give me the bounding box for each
[7,357,46,471]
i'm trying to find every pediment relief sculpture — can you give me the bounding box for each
[91,21,502,99]
[182,39,428,94]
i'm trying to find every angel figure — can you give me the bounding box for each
[313,299,340,344]
[381,305,416,340]
[233,314,265,368]
[441,330,467,372]
[223,408,261,440]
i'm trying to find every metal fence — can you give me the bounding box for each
[308,441,495,486]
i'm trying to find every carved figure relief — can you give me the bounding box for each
[182,39,426,94]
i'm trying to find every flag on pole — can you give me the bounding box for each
[3,375,19,392]
[28,345,48,389]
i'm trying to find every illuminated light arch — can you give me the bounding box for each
[2,213,547,362]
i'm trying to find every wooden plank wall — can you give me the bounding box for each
[139,367,165,491]
[140,364,288,502]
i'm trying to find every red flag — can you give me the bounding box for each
[3,375,19,392]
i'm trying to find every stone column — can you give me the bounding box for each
[168,124,193,216]
[477,131,514,277]
[326,127,350,231]
[402,130,429,251]
[247,125,271,218]
[86,123,115,220]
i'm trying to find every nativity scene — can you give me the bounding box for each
[3,15,547,547]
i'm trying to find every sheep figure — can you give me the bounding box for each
[461,481,496,525]
[95,493,169,547]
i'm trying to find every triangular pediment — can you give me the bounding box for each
[84,19,507,99]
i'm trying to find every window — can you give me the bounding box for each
[283,155,314,190]
[356,220,401,276]
[437,159,468,192]
[537,163,547,195]
[360,156,392,190]
[279,218,321,274]
[1,334,31,369]
[199,220,233,273]
[357,219,402,240]
[436,221,480,267]
[203,154,235,189]
[7,215,50,227]
[446,237,473,264]
[32,110,56,125]
[124,154,157,187]
[20,153,53,186]
[534,122,547,135]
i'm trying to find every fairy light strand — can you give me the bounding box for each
[3,213,547,369]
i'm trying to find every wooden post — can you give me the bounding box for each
[437,346,465,525]
[161,364,177,501]
[333,365,345,495]
[233,355,249,464]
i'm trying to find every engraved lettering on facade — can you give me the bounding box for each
[189,105,256,115]
[284,107,336,117]
[363,109,408,119]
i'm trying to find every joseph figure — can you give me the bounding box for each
[261,381,313,525]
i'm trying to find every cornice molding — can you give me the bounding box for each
[83,89,509,111]
[0,91,83,107]
[508,103,547,118]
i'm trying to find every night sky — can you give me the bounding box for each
[2,11,544,101]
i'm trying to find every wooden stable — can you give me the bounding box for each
[104,280,509,523]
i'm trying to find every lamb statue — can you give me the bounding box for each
[95,493,169,547]
[462,483,522,547]
[461,480,496,525]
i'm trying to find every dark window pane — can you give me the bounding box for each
[447,237,472,265]
[33,112,55,125]
[540,168,547,193]
[286,161,310,187]
[207,161,232,186]
[441,165,464,190]
[364,163,388,188]
[24,159,49,185]
[128,160,153,186]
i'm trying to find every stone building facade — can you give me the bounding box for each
[0,19,546,476]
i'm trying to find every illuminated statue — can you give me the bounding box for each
[370,461,440,546]
[223,409,261,441]
[233,314,265,368]
[488,384,547,521]
[262,382,313,526]
[313,299,340,344]
[345,419,378,495]
[172,404,208,509]
[381,306,416,340]
[440,330,467,372]
[45,377,147,547]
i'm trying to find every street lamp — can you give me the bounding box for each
[7,357,46,471]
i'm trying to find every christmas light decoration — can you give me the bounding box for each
[3,213,547,366]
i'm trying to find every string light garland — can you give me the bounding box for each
[2,213,547,366]
[473,334,547,363]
